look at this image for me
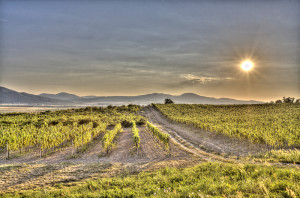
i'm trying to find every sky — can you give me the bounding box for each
[0,0,299,101]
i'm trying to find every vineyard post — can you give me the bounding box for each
[264,133,270,154]
[6,143,9,159]
[81,131,84,147]
[71,139,74,156]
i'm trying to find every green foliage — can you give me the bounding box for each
[147,121,169,149]
[0,105,144,158]
[154,103,300,148]
[261,149,300,164]
[131,122,140,148]
[102,123,123,154]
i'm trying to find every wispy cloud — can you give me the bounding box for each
[180,74,233,83]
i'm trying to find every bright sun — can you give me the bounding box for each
[241,60,254,71]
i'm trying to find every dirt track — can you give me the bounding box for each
[143,106,268,157]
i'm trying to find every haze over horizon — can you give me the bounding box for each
[0,0,299,101]
[0,85,263,102]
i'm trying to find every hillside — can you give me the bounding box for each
[0,86,71,105]
[0,86,263,106]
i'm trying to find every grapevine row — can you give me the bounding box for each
[146,121,170,150]
[102,123,123,154]
[132,122,140,149]
[0,122,106,158]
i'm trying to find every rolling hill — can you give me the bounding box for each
[0,86,263,106]
[0,87,72,106]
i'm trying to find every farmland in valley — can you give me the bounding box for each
[0,104,299,197]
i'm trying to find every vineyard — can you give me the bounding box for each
[154,103,300,148]
[0,105,145,159]
[0,104,299,197]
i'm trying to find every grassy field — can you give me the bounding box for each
[154,104,300,148]
[2,162,299,197]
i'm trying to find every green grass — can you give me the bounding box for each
[257,149,300,164]
[3,162,299,197]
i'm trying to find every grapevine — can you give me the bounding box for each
[147,121,170,150]
[102,123,123,154]
[132,121,140,149]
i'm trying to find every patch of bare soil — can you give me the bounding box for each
[143,106,268,157]
[0,157,205,194]
[107,128,137,162]
[138,127,191,160]
[108,127,192,163]
[0,162,114,193]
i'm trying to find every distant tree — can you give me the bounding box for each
[275,100,282,104]
[164,98,174,104]
[283,97,295,104]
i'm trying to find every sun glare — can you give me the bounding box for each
[241,60,254,71]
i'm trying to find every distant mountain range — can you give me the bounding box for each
[0,86,263,106]
[0,87,72,106]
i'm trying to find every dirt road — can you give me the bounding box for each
[143,106,268,157]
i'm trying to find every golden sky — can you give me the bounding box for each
[1,1,299,101]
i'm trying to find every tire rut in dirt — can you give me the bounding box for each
[108,129,137,162]
[143,106,241,162]
[138,127,169,160]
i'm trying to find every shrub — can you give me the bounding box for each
[121,120,133,128]
[136,117,147,126]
